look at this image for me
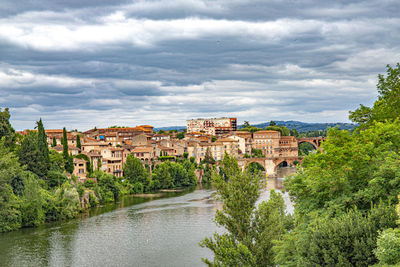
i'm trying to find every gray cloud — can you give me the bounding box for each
[1,0,399,130]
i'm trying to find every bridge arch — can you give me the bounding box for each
[297,140,318,150]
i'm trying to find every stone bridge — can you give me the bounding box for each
[238,157,301,177]
[296,137,325,150]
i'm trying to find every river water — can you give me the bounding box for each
[0,168,295,267]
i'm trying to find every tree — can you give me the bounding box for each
[275,205,397,266]
[36,118,50,172]
[200,155,291,266]
[20,173,45,227]
[350,63,400,126]
[0,140,23,232]
[0,108,15,147]
[265,125,290,136]
[269,120,276,126]
[285,121,400,216]
[243,121,250,128]
[18,131,48,179]
[76,135,81,150]
[62,128,73,173]
[203,147,215,164]
[52,137,57,147]
[123,154,150,189]
[290,128,299,137]
[176,132,185,139]
[152,162,174,189]
[375,228,400,265]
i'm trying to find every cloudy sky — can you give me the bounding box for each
[1,0,400,130]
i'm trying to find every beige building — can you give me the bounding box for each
[73,158,87,182]
[252,130,298,158]
[187,117,237,135]
[187,137,239,163]
[131,147,154,161]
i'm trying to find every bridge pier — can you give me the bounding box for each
[264,159,276,177]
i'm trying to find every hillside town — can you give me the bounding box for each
[16,117,310,182]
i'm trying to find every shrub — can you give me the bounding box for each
[132,182,144,194]
[84,179,95,189]
[375,228,400,265]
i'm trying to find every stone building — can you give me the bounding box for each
[187,117,237,135]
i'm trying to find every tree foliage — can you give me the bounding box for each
[62,127,74,173]
[350,63,400,126]
[201,155,292,266]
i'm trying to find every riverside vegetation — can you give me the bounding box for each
[201,63,400,266]
[0,112,197,232]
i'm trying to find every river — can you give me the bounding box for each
[0,168,295,267]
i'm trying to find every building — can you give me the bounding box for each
[73,158,87,182]
[83,125,154,146]
[252,130,298,158]
[187,137,239,163]
[187,117,237,135]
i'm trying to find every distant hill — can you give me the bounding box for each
[154,121,356,133]
[244,121,357,132]
[154,126,186,132]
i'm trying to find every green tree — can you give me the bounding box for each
[350,63,400,126]
[36,118,50,172]
[52,136,57,147]
[275,205,397,266]
[0,140,22,232]
[18,131,48,179]
[20,173,45,227]
[176,132,185,139]
[123,154,150,190]
[152,162,174,189]
[203,147,215,164]
[285,121,400,216]
[269,120,276,126]
[374,228,400,265]
[76,135,81,150]
[200,156,291,266]
[0,108,15,147]
[243,121,250,127]
[265,125,290,136]
[62,127,74,173]
[290,128,299,137]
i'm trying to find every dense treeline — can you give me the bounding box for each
[202,64,400,266]
[0,111,197,233]
[123,154,197,193]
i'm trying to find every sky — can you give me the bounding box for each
[1,0,400,131]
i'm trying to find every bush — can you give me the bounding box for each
[132,182,144,194]
[294,205,397,266]
[375,228,400,265]
[84,179,95,189]
[89,192,99,207]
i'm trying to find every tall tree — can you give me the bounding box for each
[200,155,291,266]
[350,63,400,126]
[62,128,74,173]
[52,136,57,147]
[18,131,48,179]
[36,118,50,171]
[76,135,81,150]
[0,108,15,147]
